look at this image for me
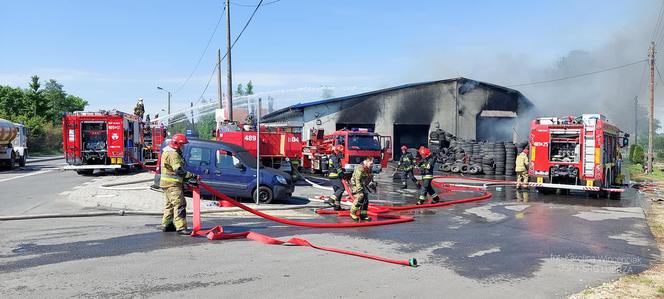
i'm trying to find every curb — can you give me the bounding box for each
[27,156,62,163]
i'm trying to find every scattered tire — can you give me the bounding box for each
[441,163,452,172]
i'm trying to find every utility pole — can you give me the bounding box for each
[634,96,638,145]
[225,0,234,121]
[648,42,655,174]
[217,49,223,110]
[190,102,195,128]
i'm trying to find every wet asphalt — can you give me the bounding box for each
[0,168,660,297]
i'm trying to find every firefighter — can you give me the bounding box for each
[398,145,418,189]
[417,146,440,205]
[134,97,145,119]
[160,133,197,235]
[349,157,376,222]
[327,145,346,211]
[515,147,530,189]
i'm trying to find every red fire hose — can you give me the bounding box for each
[191,185,417,267]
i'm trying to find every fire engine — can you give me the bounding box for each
[528,114,629,197]
[301,128,391,174]
[142,122,166,165]
[62,110,144,175]
[216,124,302,175]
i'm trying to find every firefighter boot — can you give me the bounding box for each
[325,196,336,206]
[359,210,371,222]
[416,196,426,205]
[431,196,440,204]
[401,182,408,189]
[162,222,176,232]
[333,204,344,211]
[349,205,360,221]
[176,228,192,236]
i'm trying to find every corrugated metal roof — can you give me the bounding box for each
[263,77,526,121]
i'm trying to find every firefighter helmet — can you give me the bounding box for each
[419,146,431,158]
[333,145,344,153]
[522,147,529,154]
[401,145,408,152]
[169,133,189,149]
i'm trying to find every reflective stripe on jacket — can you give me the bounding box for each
[160,146,185,188]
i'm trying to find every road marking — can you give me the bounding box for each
[0,170,52,183]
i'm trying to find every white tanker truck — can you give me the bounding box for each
[0,119,28,169]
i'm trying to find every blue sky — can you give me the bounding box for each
[0,0,658,119]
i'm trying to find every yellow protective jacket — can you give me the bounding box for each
[159,146,193,188]
[350,165,372,194]
[515,152,529,172]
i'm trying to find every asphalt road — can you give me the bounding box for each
[0,165,660,298]
[0,158,91,215]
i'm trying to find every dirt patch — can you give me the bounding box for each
[569,180,664,299]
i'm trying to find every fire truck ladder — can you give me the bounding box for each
[582,119,596,177]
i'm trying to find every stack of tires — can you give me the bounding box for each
[505,142,517,176]
[494,142,506,175]
[481,142,495,175]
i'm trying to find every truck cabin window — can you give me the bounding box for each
[348,134,381,151]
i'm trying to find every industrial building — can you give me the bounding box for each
[262,77,534,158]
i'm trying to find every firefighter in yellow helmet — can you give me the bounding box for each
[515,147,530,189]
[349,157,376,222]
[160,133,197,235]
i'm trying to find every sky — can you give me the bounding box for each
[0,0,662,123]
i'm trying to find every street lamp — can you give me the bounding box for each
[157,86,171,124]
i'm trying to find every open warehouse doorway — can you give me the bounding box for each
[393,124,429,160]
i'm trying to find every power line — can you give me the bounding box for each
[231,0,280,7]
[173,4,226,96]
[656,64,664,86]
[653,0,664,41]
[506,59,648,87]
[197,0,265,101]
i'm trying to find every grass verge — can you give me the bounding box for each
[570,162,664,299]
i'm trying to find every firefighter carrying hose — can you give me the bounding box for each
[515,147,529,189]
[160,133,198,235]
[327,145,346,211]
[350,157,376,222]
[417,146,440,205]
[398,145,418,189]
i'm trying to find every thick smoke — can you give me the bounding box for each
[406,1,662,135]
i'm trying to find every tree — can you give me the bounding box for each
[236,83,245,96]
[631,144,645,165]
[321,85,334,99]
[196,114,216,140]
[245,81,254,95]
[168,113,189,135]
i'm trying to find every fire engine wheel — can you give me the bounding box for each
[76,169,94,176]
[609,192,621,200]
[253,186,274,204]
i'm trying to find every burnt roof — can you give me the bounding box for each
[263,77,528,122]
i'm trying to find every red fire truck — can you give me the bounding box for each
[216,125,302,175]
[302,128,391,174]
[142,122,166,165]
[528,114,629,198]
[62,110,144,175]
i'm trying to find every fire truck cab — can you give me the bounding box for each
[529,114,628,198]
[302,128,391,174]
[62,110,144,175]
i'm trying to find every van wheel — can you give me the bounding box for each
[253,186,273,204]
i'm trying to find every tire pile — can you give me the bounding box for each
[429,129,527,176]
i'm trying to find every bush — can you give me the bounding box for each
[631,144,645,164]
[629,144,637,161]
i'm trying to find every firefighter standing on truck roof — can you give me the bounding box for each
[350,157,376,222]
[398,145,418,189]
[515,147,529,189]
[417,146,440,205]
[160,133,197,235]
[327,145,346,211]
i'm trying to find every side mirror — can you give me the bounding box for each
[622,134,630,148]
[232,156,244,169]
